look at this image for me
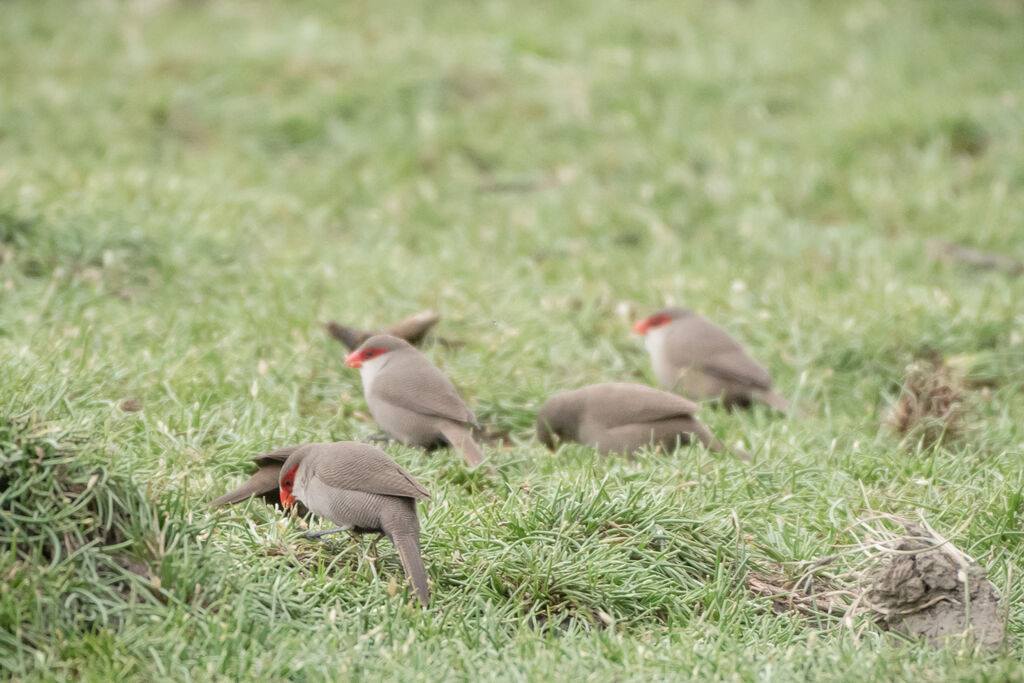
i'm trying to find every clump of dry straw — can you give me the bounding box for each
[888,357,968,449]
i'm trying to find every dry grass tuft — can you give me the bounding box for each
[746,566,851,619]
[888,358,968,449]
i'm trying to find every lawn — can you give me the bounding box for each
[2,0,1023,679]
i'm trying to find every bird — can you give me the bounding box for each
[346,335,495,473]
[633,307,790,413]
[278,441,432,606]
[209,445,304,510]
[536,382,748,459]
[324,310,442,352]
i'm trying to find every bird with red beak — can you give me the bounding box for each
[345,335,495,473]
[633,307,790,412]
[278,441,431,606]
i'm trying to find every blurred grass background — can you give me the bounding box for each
[1,0,1023,679]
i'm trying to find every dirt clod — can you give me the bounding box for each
[119,398,143,412]
[866,530,1004,649]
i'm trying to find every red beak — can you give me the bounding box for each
[280,490,294,509]
[632,319,649,335]
[345,351,362,368]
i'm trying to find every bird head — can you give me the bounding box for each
[279,464,299,510]
[535,394,580,451]
[345,334,411,368]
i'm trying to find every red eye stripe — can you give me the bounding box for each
[633,314,672,335]
[345,347,390,368]
[280,465,300,509]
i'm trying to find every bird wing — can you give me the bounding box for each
[665,316,772,389]
[581,383,700,427]
[698,349,773,389]
[306,442,430,499]
[371,352,476,425]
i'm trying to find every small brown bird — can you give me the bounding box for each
[346,335,494,473]
[324,310,442,351]
[209,445,304,510]
[278,441,431,606]
[634,307,789,412]
[536,382,746,458]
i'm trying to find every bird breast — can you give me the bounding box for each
[357,354,391,393]
[645,325,679,387]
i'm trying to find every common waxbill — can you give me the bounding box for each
[633,307,790,412]
[209,445,304,510]
[346,335,494,473]
[536,382,747,459]
[278,441,431,606]
[325,310,442,351]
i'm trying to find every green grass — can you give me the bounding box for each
[2,0,1023,679]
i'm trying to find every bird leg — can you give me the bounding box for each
[364,533,385,582]
[367,532,385,562]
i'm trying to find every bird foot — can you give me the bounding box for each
[304,526,350,540]
[366,432,392,443]
[367,532,384,562]
[365,550,380,581]
[363,533,385,578]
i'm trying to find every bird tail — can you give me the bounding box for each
[692,422,751,462]
[390,529,430,607]
[751,388,790,414]
[438,422,497,474]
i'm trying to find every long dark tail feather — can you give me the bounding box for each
[391,532,430,607]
